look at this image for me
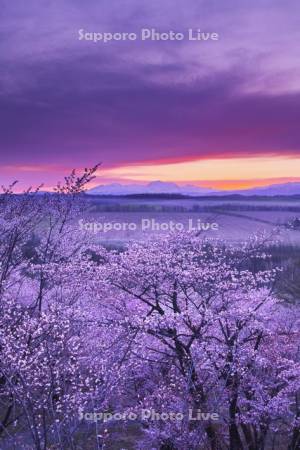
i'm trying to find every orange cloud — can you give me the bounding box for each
[192,178,300,190]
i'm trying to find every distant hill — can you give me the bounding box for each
[234,182,300,196]
[88,181,300,197]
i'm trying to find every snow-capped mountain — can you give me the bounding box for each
[236,182,300,196]
[88,181,300,196]
[88,181,216,196]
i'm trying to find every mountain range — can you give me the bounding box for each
[88,181,215,196]
[88,181,300,196]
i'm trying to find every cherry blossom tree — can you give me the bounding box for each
[0,168,299,450]
[95,234,300,450]
[0,167,106,449]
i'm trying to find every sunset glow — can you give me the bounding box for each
[98,156,300,190]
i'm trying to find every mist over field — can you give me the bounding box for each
[81,194,300,244]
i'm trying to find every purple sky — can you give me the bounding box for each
[1,0,300,188]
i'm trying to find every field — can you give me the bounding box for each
[82,195,300,245]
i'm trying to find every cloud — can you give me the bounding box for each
[1,59,300,167]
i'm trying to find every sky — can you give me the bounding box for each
[0,0,300,191]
